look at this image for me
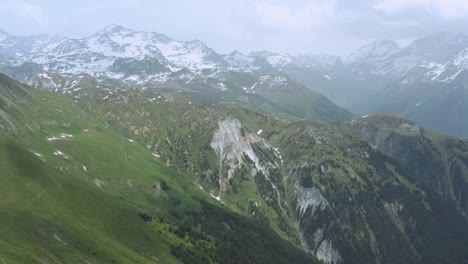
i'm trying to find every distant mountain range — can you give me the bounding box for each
[1,25,467,138]
[0,24,352,122]
[252,32,468,138]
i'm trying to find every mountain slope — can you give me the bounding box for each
[1,73,468,263]
[0,73,318,263]
[51,75,468,263]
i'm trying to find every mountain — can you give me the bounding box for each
[358,35,468,138]
[345,40,401,65]
[249,50,380,113]
[1,73,468,263]
[0,32,63,60]
[345,33,468,79]
[258,32,468,138]
[0,73,318,263]
[250,50,343,71]
[0,25,353,122]
[344,40,403,78]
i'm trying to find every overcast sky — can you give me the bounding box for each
[1,0,468,56]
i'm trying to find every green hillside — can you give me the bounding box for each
[1,73,468,263]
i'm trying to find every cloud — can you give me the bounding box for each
[435,0,468,19]
[372,0,468,19]
[372,0,430,14]
[0,0,49,25]
[255,1,336,32]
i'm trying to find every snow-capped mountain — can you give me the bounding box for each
[16,24,229,79]
[0,32,63,60]
[345,40,401,65]
[224,50,262,72]
[345,33,468,79]
[0,25,352,122]
[249,50,342,71]
[361,34,468,138]
[399,43,468,85]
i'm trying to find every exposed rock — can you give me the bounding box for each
[210,119,276,193]
[295,185,328,216]
[316,240,342,264]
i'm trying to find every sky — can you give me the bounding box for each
[1,0,468,56]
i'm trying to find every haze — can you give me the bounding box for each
[1,0,468,56]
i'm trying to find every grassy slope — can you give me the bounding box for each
[0,74,317,263]
[0,136,180,263]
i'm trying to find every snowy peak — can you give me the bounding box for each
[250,51,296,69]
[20,25,229,74]
[345,40,401,64]
[0,34,64,58]
[225,50,254,65]
[453,48,468,69]
[93,24,134,36]
[224,50,259,72]
[250,50,342,71]
[344,33,468,79]
[405,32,468,62]
[399,38,468,85]
[155,38,225,71]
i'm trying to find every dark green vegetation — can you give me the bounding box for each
[1,73,468,263]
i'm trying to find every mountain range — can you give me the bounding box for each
[251,32,468,138]
[2,25,468,138]
[1,25,468,263]
[0,25,352,123]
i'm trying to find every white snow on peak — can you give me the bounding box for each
[20,25,226,78]
[155,39,221,71]
[224,50,259,72]
[453,48,468,69]
[266,54,294,68]
[346,40,401,64]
